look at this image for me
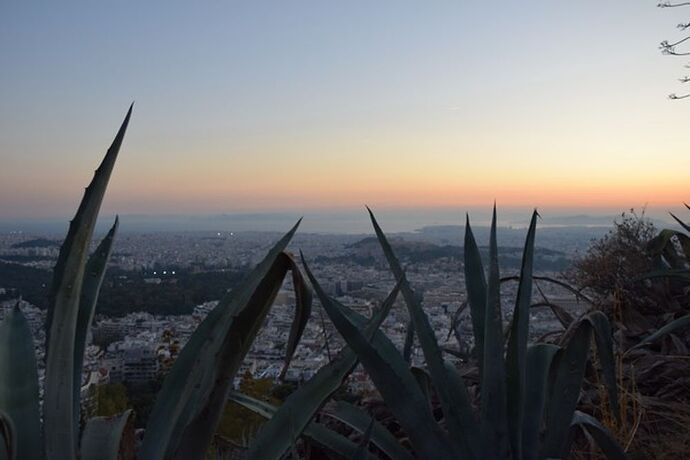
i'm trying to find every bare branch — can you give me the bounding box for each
[662,35,690,48]
[662,49,690,56]
[658,3,690,97]
[658,1,690,8]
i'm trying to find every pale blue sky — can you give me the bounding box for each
[1,1,688,220]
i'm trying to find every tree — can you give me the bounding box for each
[568,208,689,332]
[567,210,659,318]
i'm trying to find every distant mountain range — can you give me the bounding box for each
[0,210,677,235]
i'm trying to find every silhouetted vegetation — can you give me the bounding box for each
[567,211,658,316]
[96,268,246,316]
[0,262,246,316]
[0,261,51,304]
[566,208,690,459]
[10,238,60,249]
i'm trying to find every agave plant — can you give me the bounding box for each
[647,203,690,279]
[627,205,690,352]
[0,106,321,460]
[232,207,628,459]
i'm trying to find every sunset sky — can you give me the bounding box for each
[1,1,688,222]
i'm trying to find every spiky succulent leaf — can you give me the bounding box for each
[0,306,43,460]
[279,262,313,379]
[464,214,487,363]
[506,210,538,459]
[480,205,510,458]
[669,210,690,232]
[307,423,376,460]
[627,313,690,352]
[367,207,478,459]
[44,104,132,460]
[531,301,574,329]
[80,410,132,460]
[352,419,375,460]
[521,343,559,460]
[73,218,119,432]
[173,250,311,460]
[542,320,593,459]
[570,411,628,460]
[324,401,415,460]
[175,251,308,460]
[304,254,456,459]
[583,311,620,422]
[402,320,414,362]
[244,278,400,460]
[410,366,433,410]
[648,229,690,261]
[141,222,301,460]
[640,268,690,281]
[229,392,374,459]
[0,410,15,460]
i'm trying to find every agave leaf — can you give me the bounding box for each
[442,361,479,434]
[80,410,132,460]
[279,262,313,379]
[141,222,300,460]
[173,250,308,460]
[521,343,559,460]
[571,411,628,460]
[244,278,400,460]
[447,300,468,342]
[541,320,593,459]
[480,205,510,458]
[638,268,690,281]
[304,254,455,459]
[0,306,43,460]
[306,423,376,460]
[367,207,478,459]
[464,214,487,363]
[627,313,690,353]
[669,211,690,232]
[324,401,415,460]
[505,210,538,460]
[675,233,690,259]
[410,366,433,410]
[647,229,690,259]
[530,302,574,329]
[402,320,414,362]
[353,418,375,460]
[229,392,374,459]
[501,275,594,306]
[583,312,620,422]
[0,410,15,460]
[44,104,132,460]
[663,243,685,269]
[73,218,119,432]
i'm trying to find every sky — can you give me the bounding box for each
[1,1,689,224]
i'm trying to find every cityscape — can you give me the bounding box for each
[0,221,600,422]
[1,1,688,458]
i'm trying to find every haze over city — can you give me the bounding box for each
[1,1,688,227]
